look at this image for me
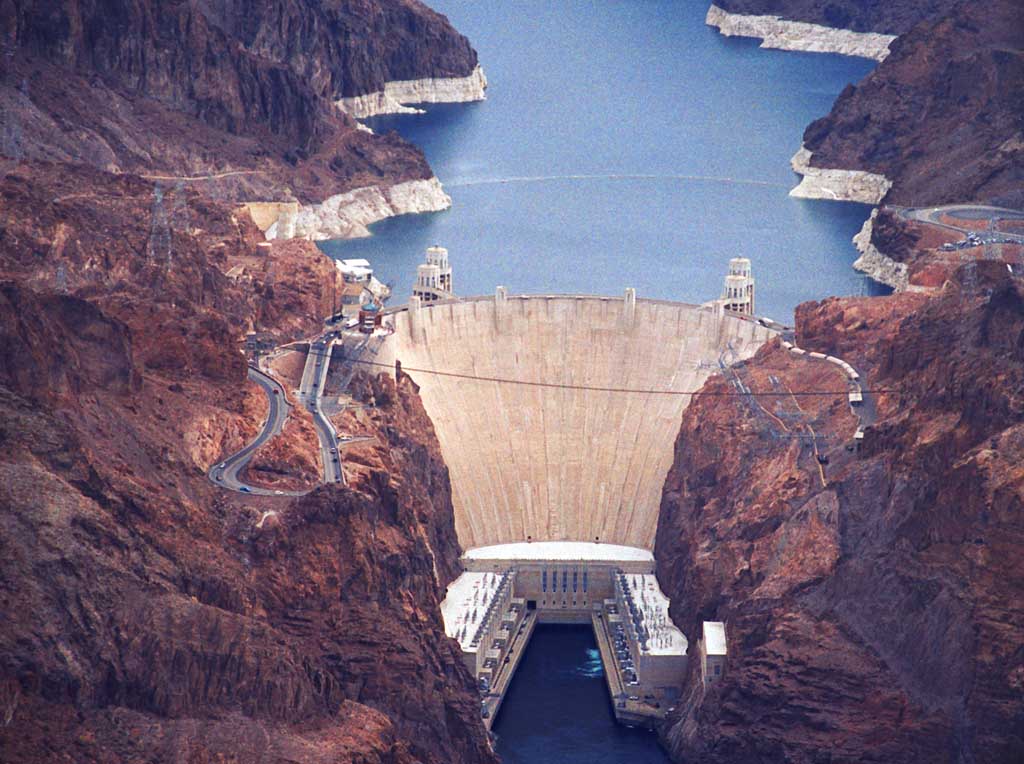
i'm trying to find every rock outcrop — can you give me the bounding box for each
[655,263,1024,763]
[801,0,1024,207]
[0,0,482,234]
[710,0,1022,284]
[711,0,959,35]
[851,209,910,290]
[338,64,488,118]
[705,5,896,61]
[276,177,453,241]
[788,144,892,203]
[0,161,496,763]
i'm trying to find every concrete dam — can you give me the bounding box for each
[377,292,775,549]
[358,286,778,726]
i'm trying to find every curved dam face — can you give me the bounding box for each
[377,294,777,551]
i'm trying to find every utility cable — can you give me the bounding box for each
[327,354,900,398]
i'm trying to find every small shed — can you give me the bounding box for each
[358,303,383,334]
[701,621,727,687]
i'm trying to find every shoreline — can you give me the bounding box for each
[851,209,909,290]
[705,5,895,61]
[337,65,488,119]
[258,66,487,241]
[705,5,905,291]
[788,145,892,205]
[264,177,452,241]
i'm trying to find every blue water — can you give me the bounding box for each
[321,0,888,322]
[493,625,670,764]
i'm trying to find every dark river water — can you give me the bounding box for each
[325,3,882,760]
[493,625,670,764]
[321,0,887,322]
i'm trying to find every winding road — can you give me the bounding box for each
[896,204,1024,243]
[208,324,361,496]
[141,169,266,182]
[207,366,306,496]
[299,336,346,485]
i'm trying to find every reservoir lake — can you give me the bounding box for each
[322,0,887,322]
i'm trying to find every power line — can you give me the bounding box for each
[331,354,900,398]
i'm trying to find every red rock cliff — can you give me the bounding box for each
[0,0,478,203]
[655,263,1024,763]
[802,0,1023,207]
[0,161,495,763]
[714,0,958,35]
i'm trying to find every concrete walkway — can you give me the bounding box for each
[482,610,537,729]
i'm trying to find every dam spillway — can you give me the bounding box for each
[376,293,777,550]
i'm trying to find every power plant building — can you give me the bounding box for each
[444,541,687,725]
[700,621,728,688]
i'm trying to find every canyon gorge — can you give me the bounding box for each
[0,0,1021,762]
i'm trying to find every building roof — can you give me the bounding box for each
[337,259,373,279]
[440,571,508,652]
[618,573,688,656]
[703,621,727,655]
[464,541,654,563]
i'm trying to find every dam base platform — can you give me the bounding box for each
[442,542,688,729]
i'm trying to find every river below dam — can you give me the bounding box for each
[322,0,888,322]
[493,625,671,764]
[325,2,883,760]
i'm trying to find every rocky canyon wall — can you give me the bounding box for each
[709,0,1022,294]
[0,0,483,234]
[0,161,495,763]
[800,0,1024,209]
[655,263,1024,763]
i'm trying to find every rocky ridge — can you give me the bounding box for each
[788,144,892,204]
[281,176,453,241]
[709,0,1022,294]
[338,64,489,119]
[850,210,911,290]
[801,0,1024,209]
[705,5,896,61]
[0,161,496,763]
[713,0,959,35]
[655,263,1024,763]
[1,0,484,238]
